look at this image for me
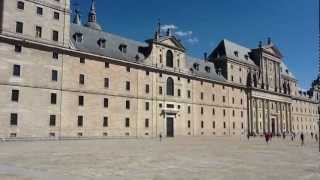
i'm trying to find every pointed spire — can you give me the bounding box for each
[73,9,81,25]
[154,19,161,40]
[85,0,102,31]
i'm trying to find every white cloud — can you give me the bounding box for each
[160,24,177,31]
[187,37,199,44]
[175,31,193,37]
[160,24,199,45]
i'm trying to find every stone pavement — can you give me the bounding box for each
[0,136,319,180]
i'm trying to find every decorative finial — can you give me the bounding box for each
[73,9,81,25]
[166,28,172,36]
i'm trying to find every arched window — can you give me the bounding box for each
[166,77,174,96]
[166,50,173,67]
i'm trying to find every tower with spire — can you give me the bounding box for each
[73,9,81,25]
[85,0,102,31]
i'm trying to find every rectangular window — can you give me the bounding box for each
[10,113,18,126]
[145,102,149,111]
[53,12,60,20]
[201,107,204,115]
[104,98,108,108]
[187,90,191,98]
[15,44,22,53]
[188,120,191,128]
[11,90,19,102]
[178,89,181,97]
[213,121,216,129]
[104,78,109,88]
[16,21,23,33]
[13,64,21,77]
[36,26,42,38]
[126,81,130,91]
[105,62,109,68]
[51,93,57,104]
[103,117,108,127]
[80,57,85,64]
[78,116,83,127]
[223,109,226,116]
[212,94,215,102]
[159,86,163,95]
[201,92,204,100]
[52,70,58,81]
[125,118,130,128]
[146,84,150,94]
[79,74,84,84]
[49,115,56,126]
[223,122,226,129]
[126,100,130,109]
[126,67,130,72]
[79,96,84,106]
[146,71,149,76]
[201,121,204,128]
[233,122,235,129]
[52,30,59,41]
[52,51,59,59]
[145,119,149,128]
[223,96,226,103]
[188,106,191,114]
[37,7,43,15]
[17,1,24,10]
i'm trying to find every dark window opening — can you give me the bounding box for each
[166,50,174,67]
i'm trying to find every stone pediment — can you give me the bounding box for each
[158,36,185,52]
[263,44,283,58]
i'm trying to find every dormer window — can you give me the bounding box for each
[205,66,211,73]
[73,32,83,43]
[98,38,106,48]
[244,55,249,60]
[119,44,127,53]
[285,69,289,74]
[234,51,239,57]
[193,63,199,71]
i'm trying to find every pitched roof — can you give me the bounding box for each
[220,39,257,66]
[280,62,295,79]
[70,24,149,62]
[186,56,225,82]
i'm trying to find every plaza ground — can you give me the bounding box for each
[0,136,319,180]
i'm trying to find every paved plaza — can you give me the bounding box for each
[0,136,319,180]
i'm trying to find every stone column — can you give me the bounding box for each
[276,102,280,135]
[256,98,260,134]
[262,99,266,133]
[285,103,289,133]
[288,104,292,133]
[250,97,254,134]
[267,100,271,133]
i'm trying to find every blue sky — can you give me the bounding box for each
[72,0,319,89]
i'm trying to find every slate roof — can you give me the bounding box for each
[70,24,149,62]
[280,62,295,79]
[186,56,225,82]
[221,39,256,66]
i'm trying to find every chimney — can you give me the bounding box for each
[204,52,208,61]
[267,37,271,45]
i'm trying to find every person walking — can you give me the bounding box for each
[300,133,304,146]
[315,134,318,143]
[159,133,162,142]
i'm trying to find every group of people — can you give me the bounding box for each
[247,131,319,146]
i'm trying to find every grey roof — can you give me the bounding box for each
[186,56,225,82]
[280,62,295,79]
[221,39,256,66]
[70,24,149,62]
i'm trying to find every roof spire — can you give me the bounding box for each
[85,0,102,31]
[154,19,161,40]
[73,9,81,25]
[166,28,172,36]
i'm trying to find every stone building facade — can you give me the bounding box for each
[0,0,318,140]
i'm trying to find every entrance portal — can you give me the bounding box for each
[271,118,276,135]
[166,117,174,137]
